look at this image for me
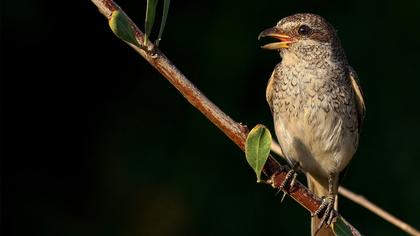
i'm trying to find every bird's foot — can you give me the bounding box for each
[311,194,336,233]
[275,168,298,202]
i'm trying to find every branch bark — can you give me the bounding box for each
[90,0,362,234]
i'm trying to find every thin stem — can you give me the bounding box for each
[339,187,420,236]
[271,141,285,157]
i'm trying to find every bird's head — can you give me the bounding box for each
[259,13,343,61]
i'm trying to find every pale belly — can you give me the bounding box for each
[274,107,357,179]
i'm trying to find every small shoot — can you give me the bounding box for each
[155,0,170,46]
[144,0,158,46]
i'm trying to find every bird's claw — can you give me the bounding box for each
[312,195,336,234]
[275,168,298,202]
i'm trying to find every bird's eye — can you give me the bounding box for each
[298,25,312,36]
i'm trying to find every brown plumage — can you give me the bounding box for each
[260,13,365,236]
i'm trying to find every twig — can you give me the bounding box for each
[339,187,420,236]
[90,0,361,234]
[271,140,285,157]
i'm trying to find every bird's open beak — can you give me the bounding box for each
[258,27,293,49]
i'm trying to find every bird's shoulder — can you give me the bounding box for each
[266,69,277,114]
[348,66,366,132]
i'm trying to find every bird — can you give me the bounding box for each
[259,13,365,236]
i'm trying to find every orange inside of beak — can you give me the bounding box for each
[260,33,293,50]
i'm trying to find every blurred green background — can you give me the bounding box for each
[2,0,420,235]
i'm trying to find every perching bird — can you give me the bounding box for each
[259,13,365,236]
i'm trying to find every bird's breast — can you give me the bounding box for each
[270,63,358,177]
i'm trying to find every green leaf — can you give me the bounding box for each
[145,0,158,45]
[333,217,353,236]
[245,125,272,182]
[155,0,170,46]
[108,10,140,47]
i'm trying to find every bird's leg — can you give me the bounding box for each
[312,174,336,233]
[276,162,299,202]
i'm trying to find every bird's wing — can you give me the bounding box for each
[348,66,366,132]
[266,71,276,114]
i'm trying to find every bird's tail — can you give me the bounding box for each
[307,174,337,236]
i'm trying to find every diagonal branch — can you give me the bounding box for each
[90,0,361,234]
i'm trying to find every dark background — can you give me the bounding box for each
[2,0,420,235]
